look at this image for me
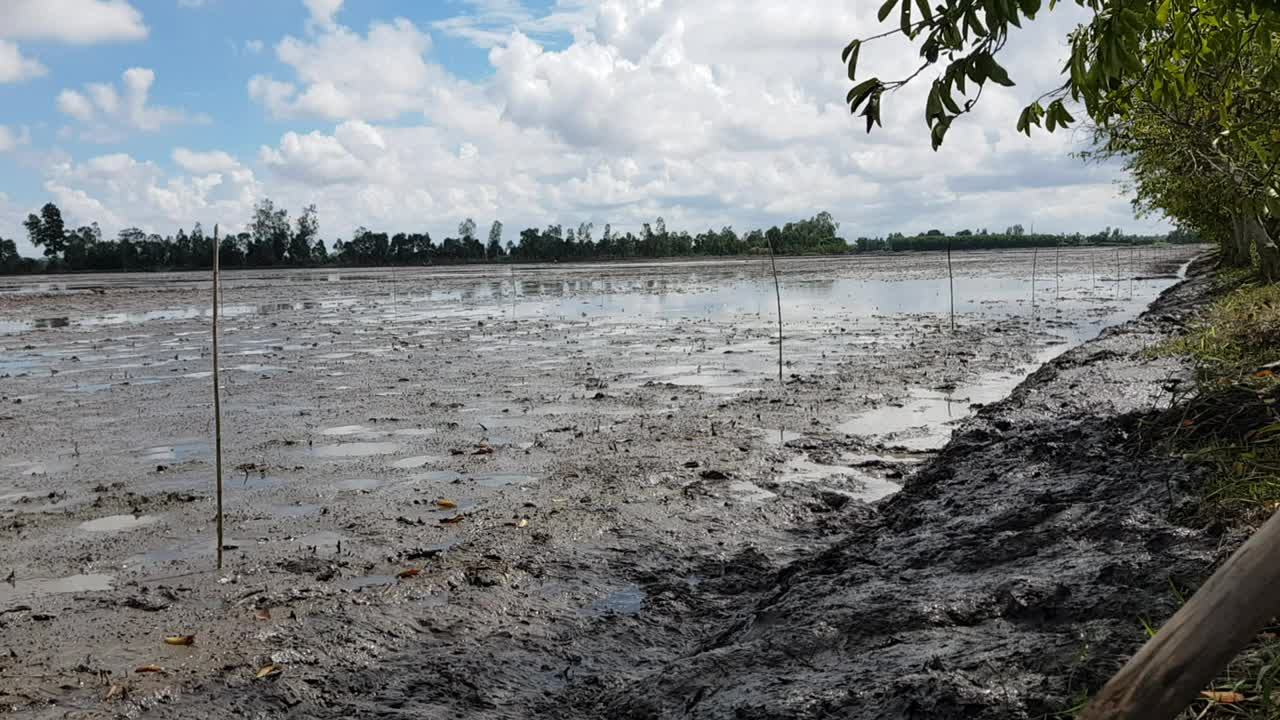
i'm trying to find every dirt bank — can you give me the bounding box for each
[577,258,1225,719]
[0,248,1206,718]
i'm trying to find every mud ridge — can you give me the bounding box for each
[572,258,1224,719]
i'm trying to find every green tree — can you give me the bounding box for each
[250,198,290,265]
[487,220,503,260]
[23,203,68,260]
[289,204,319,264]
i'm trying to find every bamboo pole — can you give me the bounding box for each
[212,225,225,570]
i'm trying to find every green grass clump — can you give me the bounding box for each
[1156,276,1280,526]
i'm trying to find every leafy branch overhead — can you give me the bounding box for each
[844,0,1279,150]
[845,0,1280,281]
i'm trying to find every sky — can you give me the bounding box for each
[0,0,1167,255]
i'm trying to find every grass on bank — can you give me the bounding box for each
[1158,271,1280,528]
[1145,271,1280,719]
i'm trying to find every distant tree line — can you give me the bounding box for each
[0,201,1196,274]
[853,224,1198,252]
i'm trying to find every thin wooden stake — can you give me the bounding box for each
[1055,242,1061,301]
[1031,246,1038,317]
[765,237,784,443]
[211,224,225,570]
[1116,248,1122,298]
[947,237,955,331]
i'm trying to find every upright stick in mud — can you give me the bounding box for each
[1116,248,1122,298]
[1030,246,1038,316]
[211,224,225,570]
[946,237,955,331]
[765,237,784,439]
[1054,242,1060,301]
[1129,240,1135,299]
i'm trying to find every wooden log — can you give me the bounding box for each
[1081,509,1280,720]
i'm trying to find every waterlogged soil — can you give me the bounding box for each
[0,248,1204,718]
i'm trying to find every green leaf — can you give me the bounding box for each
[965,7,987,37]
[846,78,879,112]
[966,58,985,85]
[845,41,861,80]
[940,82,962,114]
[926,83,943,124]
[1003,0,1022,28]
[1018,0,1041,19]
[1155,0,1172,25]
[878,0,897,23]
[930,117,952,150]
[841,39,859,64]
[900,0,912,36]
[981,54,1015,86]
[914,0,934,24]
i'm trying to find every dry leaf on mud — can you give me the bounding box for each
[396,568,421,579]
[435,499,458,509]
[517,518,529,528]
[163,635,195,646]
[1254,369,1275,379]
[440,514,465,525]
[256,664,283,679]
[254,608,272,621]
[135,666,164,674]
[1200,690,1246,704]
[104,684,123,701]
[1182,419,1196,427]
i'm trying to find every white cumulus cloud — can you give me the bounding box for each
[57,67,210,143]
[0,40,47,83]
[0,0,147,44]
[172,148,242,174]
[249,17,440,121]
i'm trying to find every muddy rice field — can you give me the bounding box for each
[0,246,1204,718]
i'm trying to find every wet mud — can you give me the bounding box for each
[0,248,1206,718]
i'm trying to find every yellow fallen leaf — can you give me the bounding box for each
[1254,369,1275,379]
[255,608,272,621]
[1200,690,1245,704]
[440,514,465,525]
[517,518,529,528]
[163,635,195,646]
[256,664,282,679]
[435,499,458,509]
[396,568,421,579]
[135,665,164,674]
